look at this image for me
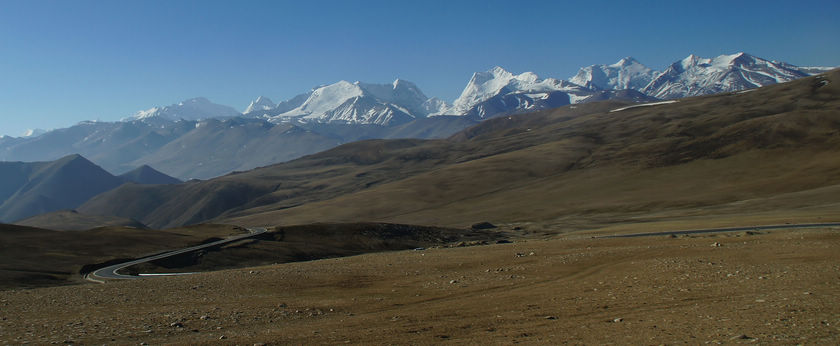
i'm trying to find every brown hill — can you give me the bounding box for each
[79,70,840,230]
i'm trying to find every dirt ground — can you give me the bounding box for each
[1,226,839,345]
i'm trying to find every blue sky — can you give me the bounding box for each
[1,0,838,137]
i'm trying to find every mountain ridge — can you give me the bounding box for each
[2,52,834,181]
[569,52,830,100]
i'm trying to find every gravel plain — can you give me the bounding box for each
[1,228,839,344]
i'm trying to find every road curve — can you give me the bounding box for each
[86,227,267,281]
[598,222,840,239]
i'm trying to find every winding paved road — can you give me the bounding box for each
[86,227,267,282]
[85,223,840,282]
[598,223,840,238]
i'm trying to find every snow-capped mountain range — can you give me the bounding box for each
[572,52,832,100]
[3,52,834,179]
[446,66,592,118]
[641,53,814,99]
[236,52,832,125]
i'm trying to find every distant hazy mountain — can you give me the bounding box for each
[0,154,180,223]
[21,129,47,138]
[0,155,124,222]
[0,117,476,180]
[0,119,195,175]
[124,97,241,122]
[243,96,276,114]
[129,117,343,179]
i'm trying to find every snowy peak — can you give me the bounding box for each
[266,78,441,126]
[125,97,241,122]
[614,56,640,67]
[131,52,831,128]
[679,54,701,70]
[450,66,570,115]
[291,80,364,117]
[642,52,810,99]
[244,96,276,114]
[570,57,657,91]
